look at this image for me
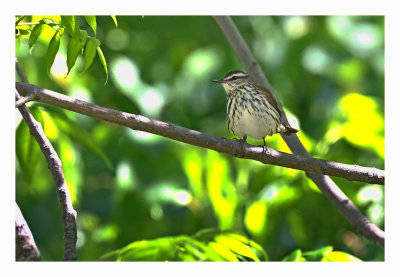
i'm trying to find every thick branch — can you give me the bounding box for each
[16,203,41,261]
[15,82,383,186]
[213,16,384,248]
[15,89,77,261]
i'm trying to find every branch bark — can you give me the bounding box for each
[16,203,41,261]
[15,82,384,187]
[15,82,77,260]
[213,16,384,248]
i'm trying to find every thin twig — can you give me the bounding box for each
[15,89,77,260]
[213,16,384,248]
[15,58,28,84]
[15,82,384,187]
[15,94,36,107]
[15,203,41,261]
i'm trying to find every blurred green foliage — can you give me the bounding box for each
[15,16,384,261]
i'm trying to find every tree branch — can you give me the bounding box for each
[15,203,41,261]
[15,58,28,84]
[15,82,383,187]
[213,16,384,248]
[15,87,77,260]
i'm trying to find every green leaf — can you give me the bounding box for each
[206,242,238,261]
[16,107,43,183]
[61,16,73,35]
[321,251,361,262]
[181,239,207,261]
[66,38,81,75]
[66,30,88,75]
[40,18,59,29]
[46,29,62,73]
[15,16,25,26]
[193,228,221,242]
[82,36,101,74]
[303,246,333,261]
[61,16,80,39]
[29,23,44,52]
[215,234,260,261]
[102,236,189,261]
[282,249,306,261]
[110,15,118,27]
[79,29,88,46]
[225,233,268,261]
[84,16,97,36]
[96,46,108,84]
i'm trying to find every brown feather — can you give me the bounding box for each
[281,123,298,135]
[254,84,282,117]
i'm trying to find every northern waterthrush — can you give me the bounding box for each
[212,70,298,149]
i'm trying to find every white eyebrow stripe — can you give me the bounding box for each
[224,72,248,80]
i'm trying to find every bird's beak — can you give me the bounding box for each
[212,79,226,83]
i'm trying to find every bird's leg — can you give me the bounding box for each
[262,137,267,154]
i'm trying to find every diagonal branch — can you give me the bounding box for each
[213,16,384,248]
[16,203,41,261]
[16,89,77,260]
[15,82,384,187]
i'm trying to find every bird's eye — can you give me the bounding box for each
[231,76,237,80]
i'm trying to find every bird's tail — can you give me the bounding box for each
[280,123,298,135]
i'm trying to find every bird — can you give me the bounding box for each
[212,70,298,150]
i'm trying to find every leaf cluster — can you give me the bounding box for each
[16,15,113,82]
[102,228,267,261]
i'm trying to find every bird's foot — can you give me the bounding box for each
[262,137,268,154]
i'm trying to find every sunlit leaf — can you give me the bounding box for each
[110,15,118,27]
[207,242,238,261]
[40,17,60,29]
[84,16,97,36]
[340,93,384,158]
[182,239,207,260]
[206,151,237,229]
[46,29,62,73]
[97,46,108,84]
[57,136,80,203]
[282,249,305,261]
[245,200,268,237]
[322,251,361,262]
[29,23,44,52]
[66,38,81,75]
[225,233,268,261]
[66,30,88,75]
[61,15,80,40]
[101,229,267,262]
[82,36,101,74]
[303,246,333,261]
[15,15,25,26]
[102,236,189,261]
[181,148,204,199]
[61,16,74,35]
[215,234,260,261]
